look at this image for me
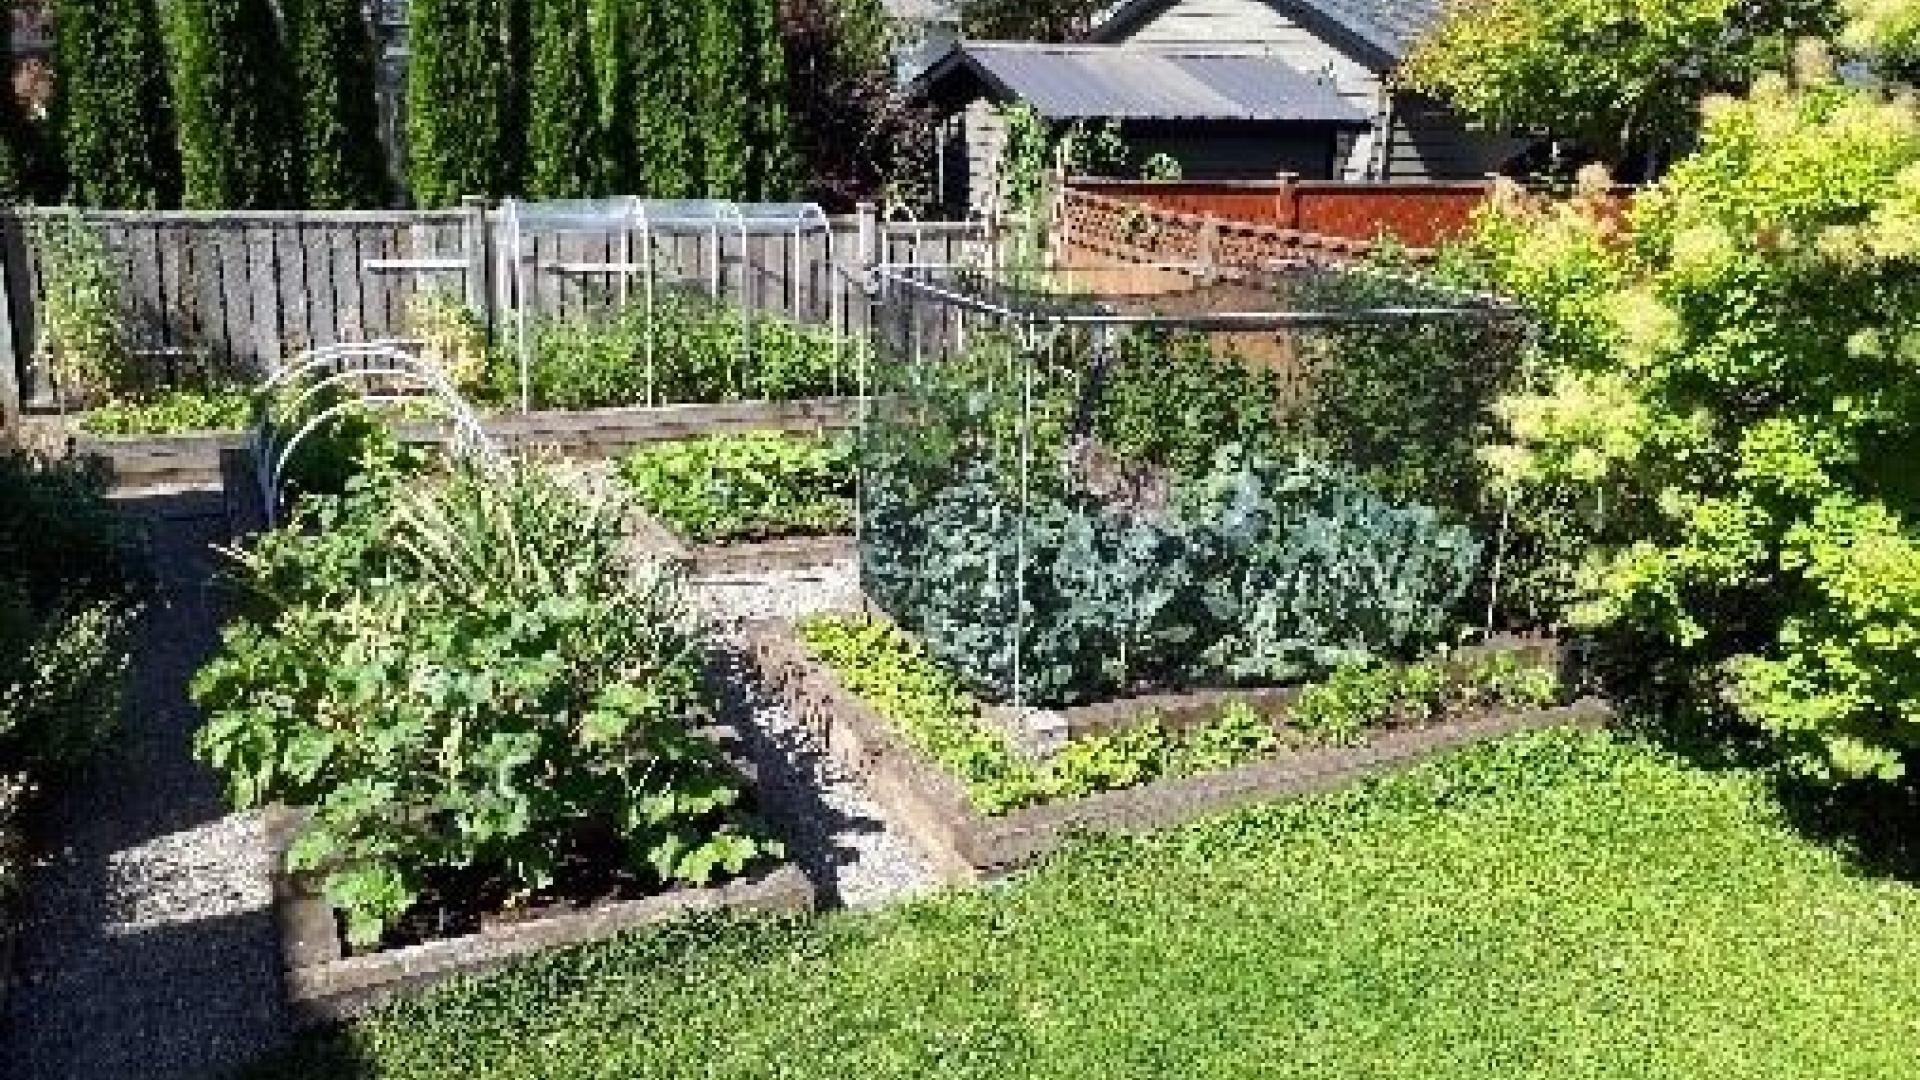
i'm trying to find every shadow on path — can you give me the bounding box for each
[3,491,292,1079]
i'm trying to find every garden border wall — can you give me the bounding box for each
[264,806,815,1026]
[623,502,854,577]
[68,396,863,492]
[741,617,1612,882]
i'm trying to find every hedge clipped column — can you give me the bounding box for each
[742,0,795,199]
[633,0,699,197]
[409,0,526,206]
[165,0,299,209]
[527,0,603,198]
[288,0,391,209]
[51,0,179,208]
[590,0,638,192]
[694,0,747,198]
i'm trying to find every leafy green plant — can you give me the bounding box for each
[1094,331,1286,480]
[80,385,255,435]
[0,452,143,847]
[796,615,1040,815]
[797,616,1553,815]
[618,433,853,544]
[37,214,133,401]
[1473,38,1920,783]
[515,295,842,410]
[1292,652,1567,748]
[195,461,778,948]
[408,290,500,401]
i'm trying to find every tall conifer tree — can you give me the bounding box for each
[51,0,178,208]
[165,0,299,208]
[288,0,391,208]
[527,0,603,198]
[408,0,526,206]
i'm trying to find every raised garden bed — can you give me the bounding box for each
[615,431,857,576]
[263,802,814,1025]
[63,396,863,492]
[624,504,854,576]
[743,616,1611,882]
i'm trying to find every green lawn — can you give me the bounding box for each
[246,730,1920,1080]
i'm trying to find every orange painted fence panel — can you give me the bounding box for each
[1071,179,1495,249]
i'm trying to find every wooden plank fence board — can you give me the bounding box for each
[1,207,986,405]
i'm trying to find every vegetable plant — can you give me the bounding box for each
[194,460,780,948]
[618,432,853,544]
[797,616,1560,815]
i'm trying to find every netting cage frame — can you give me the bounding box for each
[500,198,844,413]
[859,258,1529,711]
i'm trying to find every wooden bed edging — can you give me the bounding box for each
[741,617,1612,883]
[623,502,855,577]
[263,806,815,1026]
[70,396,864,491]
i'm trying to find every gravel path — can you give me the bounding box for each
[696,562,940,910]
[2,495,291,1080]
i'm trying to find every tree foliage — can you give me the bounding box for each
[632,0,699,197]
[165,0,299,209]
[527,0,603,198]
[694,0,748,197]
[959,0,1107,41]
[1402,0,1841,176]
[50,0,178,208]
[407,0,525,206]
[782,0,932,208]
[287,0,391,209]
[1474,17,1920,783]
[742,0,795,199]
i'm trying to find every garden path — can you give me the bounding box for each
[698,564,940,909]
[1,494,292,1080]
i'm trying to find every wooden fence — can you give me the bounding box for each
[1058,187,1431,271]
[1069,178,1497,250]
[0,204,984,427]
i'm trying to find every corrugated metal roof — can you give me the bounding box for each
[924,44,1370,125]
[1090,0,1445,68]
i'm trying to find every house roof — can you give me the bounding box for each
[1090,0,1446,71]
[912,42,1371,125]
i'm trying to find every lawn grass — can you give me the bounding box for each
[244,729,1920,1079]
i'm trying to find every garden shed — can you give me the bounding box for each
[911,42,1370,211]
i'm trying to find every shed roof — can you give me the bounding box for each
[913,43,1370,125]
[1090,0,1445,70]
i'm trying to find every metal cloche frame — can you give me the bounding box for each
[254,342,499,527]
[500,198,841,414]
[866,258,1526,709]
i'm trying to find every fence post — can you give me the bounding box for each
[855,202,879,278]
[461,196,494,332]
[1274,171,1301,231]
[0,230,18,447]
[1199,215,1221,281]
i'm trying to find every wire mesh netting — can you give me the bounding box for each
[861,260,1529,709]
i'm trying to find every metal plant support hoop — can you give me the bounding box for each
[501,198,842,413]
[255,342,500,527]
